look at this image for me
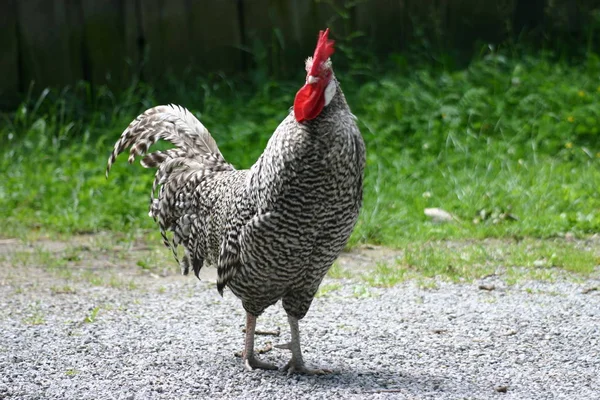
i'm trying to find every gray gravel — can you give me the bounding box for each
[1,267,599,399]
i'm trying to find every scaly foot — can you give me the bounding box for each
[244,355,278,371]
[242,312,278,371]
[277,314,332,375]
[281,359,332,375]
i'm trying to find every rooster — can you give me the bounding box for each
[106,29,365,374]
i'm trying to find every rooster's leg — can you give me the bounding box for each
[242,312,278,371]
[279,314,331,375]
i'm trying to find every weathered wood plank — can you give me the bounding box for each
[0,0,20,108]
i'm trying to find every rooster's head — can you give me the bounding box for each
[294,29,336,123]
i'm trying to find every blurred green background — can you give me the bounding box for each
[1,0,599,247]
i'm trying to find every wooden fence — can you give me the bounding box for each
[0,0,597,108]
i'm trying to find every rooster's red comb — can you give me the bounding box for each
[308,29,335,76]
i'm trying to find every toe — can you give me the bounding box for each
[274,342,292,350]
[281,360,332,375]
[244,356,278,371]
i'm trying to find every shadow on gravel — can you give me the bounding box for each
[251,367,446,396]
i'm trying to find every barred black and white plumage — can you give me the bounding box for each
[106,29,365,374]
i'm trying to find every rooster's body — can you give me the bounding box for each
[106,29,365,374]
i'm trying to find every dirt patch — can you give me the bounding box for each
[1,234,598,294]
[0,234,404,285]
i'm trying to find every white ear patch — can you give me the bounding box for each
[324,80,336,106]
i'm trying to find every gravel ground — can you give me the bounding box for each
[0,241,599,399]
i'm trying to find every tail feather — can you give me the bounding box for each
[105,104,226,177]
[141,148,188,168]
[106,104,234,276]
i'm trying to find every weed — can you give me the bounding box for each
[108,276,124,288]
[127,279,138,290]
[352,284,376,298]
[504,241,598,274]
[136,259,151,270]
[480,296,497,304]
[362,239,597,286]
[363,262,408,287]
[50,285,76,295]
[84,306,101,323]
[402,243,496,281]
[327,262,354,279]
[316,282,342,297]
[82,271,104,286]
[416,278,439,290]
[23,302,45,325]
[135,248,171,272]
[23,314,45,325]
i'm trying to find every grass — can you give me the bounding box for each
[134,248,172,272]
[50,284,77,295]
[359,238,599,286]
[83,306,101,323]
[22,302,46,325]
[327,262,354,279]
[0,50,599,252]
[108,276,138,290]
[352,53,600,245]
[2,241,147,290]
[363,262,409,288]
[315,282,343,297]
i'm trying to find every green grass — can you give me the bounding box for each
[83,306,101,323]
[327,262,354,279]
[315,282,343,297]
[3,244,144,290]
[22,302,46,325]
[359,239,599,286]
[362,262,408,287]
[1,51,599,247]
[50,284,77,295]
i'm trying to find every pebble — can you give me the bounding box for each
[0,276,599,399]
